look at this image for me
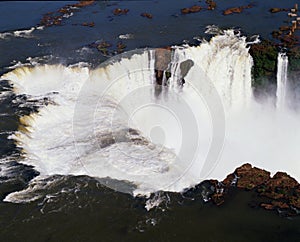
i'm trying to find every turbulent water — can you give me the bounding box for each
[1,30,300,203]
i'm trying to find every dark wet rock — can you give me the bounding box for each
[113,8,129,16]
[223,4,253,15]
[141,13,153,19]
[269,8,288,13]
[181,5,202,14]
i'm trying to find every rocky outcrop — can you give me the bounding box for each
[208,163,300,215]
[223,163,270,189]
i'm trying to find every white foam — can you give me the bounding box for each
[0,26,43,40]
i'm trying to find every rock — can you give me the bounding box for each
[223,4,253,15]
[39,1,95,28]
[73,0,95,8]
[141,13,153,19]
[201,163,300,215]
[181,5,202,14]
[223,7,243,15]
[116,41,126,53]
[224,7,243,15]
[189,5,202,13]
[257,172,300,211]
[269,8,288,13]
[223,163,270,190]
[279,26,291,31]
[155,48,172,71]
[206,0,216,10]
[81,22,95,27]
[113,8,129,15]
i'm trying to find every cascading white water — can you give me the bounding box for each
[2,30,300,203]
[276,52,289,109]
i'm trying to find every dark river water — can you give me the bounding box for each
[0,1,300,241]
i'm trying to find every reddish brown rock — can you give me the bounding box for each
[223,4,253,15]
[113,8,129,15]
[181,5,202,14]
[223,7,243,15]
[216,163,300,213]
[224,163,270,190]
[73,0,95,8]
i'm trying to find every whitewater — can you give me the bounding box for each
[1,30,300,202]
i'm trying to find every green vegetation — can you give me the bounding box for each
[288,46,300,72]
[249,40,278,88]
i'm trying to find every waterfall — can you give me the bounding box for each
[276,52,288,109]
[3,30,300,203]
